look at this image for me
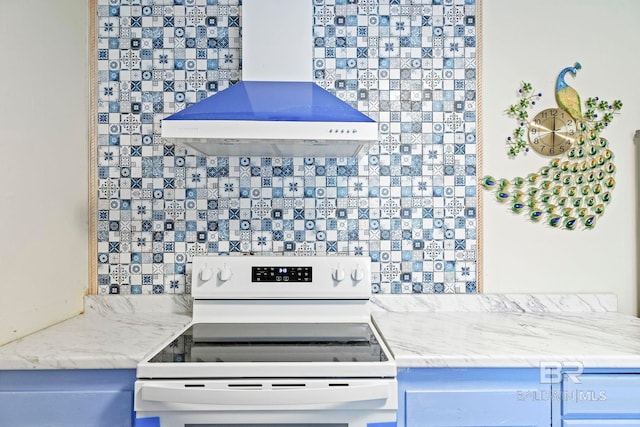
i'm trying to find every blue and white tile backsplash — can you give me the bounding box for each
[95,0,478,295]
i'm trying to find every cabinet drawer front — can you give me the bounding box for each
[562,374,640,416]
[563,421,640,426]
[406,389,549,426]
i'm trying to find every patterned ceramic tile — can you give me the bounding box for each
[95,0,478,295]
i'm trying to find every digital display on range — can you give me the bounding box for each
[252,266,312,282]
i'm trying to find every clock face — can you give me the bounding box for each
[528,108,577,156]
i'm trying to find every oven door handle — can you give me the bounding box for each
[140,383,391,406]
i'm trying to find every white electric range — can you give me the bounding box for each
[135,255,397,427]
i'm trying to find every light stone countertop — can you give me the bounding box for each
[369,293,618,313]
[0,296,192,370]
[372,311,640,368]
[1,293,638,370]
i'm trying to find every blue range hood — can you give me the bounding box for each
[161,81,378,157]
[160,0,378,158]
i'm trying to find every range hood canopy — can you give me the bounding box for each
[161,81,377,157]
[160,0,378,157]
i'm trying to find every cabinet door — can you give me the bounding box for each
[0,369,136,427]
[405,389,548,426]
[556,373,640,427]
[562,374,640,417]
[563,421,640,426]
[398,368,550,427]
[0,389,133,427]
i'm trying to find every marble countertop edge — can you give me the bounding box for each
[392,354,640,369]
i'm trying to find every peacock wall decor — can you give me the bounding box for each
[482,62,623,230]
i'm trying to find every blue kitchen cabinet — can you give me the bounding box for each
[552,369,640,427]
[397,368,551,427]
[0,369,136,427]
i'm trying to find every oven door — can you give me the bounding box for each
[134,378,397,427]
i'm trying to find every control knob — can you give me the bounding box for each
[332,266,346,282]
[199,264,214,282]
[351,265,365,282]
[218,266,233,282]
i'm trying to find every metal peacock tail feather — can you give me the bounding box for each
[482,137,616,230]
[482,63,622,230]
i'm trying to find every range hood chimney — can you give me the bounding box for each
[160,0,378,157]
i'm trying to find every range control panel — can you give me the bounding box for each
[252,266,312,283]
[191,255,371,300]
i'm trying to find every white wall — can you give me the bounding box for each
[481,0,640,315]
[0,1,89,345]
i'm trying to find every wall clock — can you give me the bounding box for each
[482,62,622,230]
[527,107,577,156]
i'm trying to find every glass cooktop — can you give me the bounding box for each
[149,322,389,364]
